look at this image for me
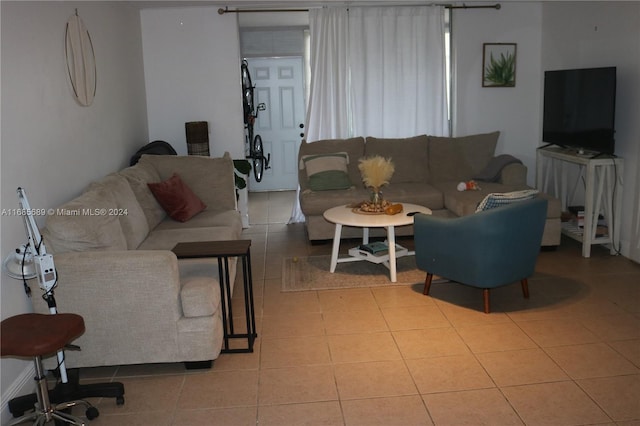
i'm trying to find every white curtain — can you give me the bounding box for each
[290,5,448,223]
[348,6,448,137]
[305,6,448,140]
[290,8,350,223]
[304,7,351,141]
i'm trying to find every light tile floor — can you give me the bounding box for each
[77,191,639,425]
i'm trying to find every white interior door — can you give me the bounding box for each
[247,57,306,191]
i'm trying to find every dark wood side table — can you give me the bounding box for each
[172,240,257,353]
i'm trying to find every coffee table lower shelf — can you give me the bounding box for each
[346,244,410,264]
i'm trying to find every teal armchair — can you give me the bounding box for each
[414,198,548,313]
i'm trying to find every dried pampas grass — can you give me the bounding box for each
[358,156,395,190]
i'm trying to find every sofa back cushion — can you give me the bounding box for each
[428,131,499,182]
[43,186,128,253]
[298,137,366,191]
[364,135,429,183]
[118,161,166,229]
[138,154,236,212]
[88,173,150,249]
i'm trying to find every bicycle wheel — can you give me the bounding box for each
[252,134,264,182]
[241,61,254,124]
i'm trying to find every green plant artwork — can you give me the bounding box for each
[483,43,517,87]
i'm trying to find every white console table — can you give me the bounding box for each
[536,146,623,257]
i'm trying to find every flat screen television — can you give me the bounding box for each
[542,66,616,155]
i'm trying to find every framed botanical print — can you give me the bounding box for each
[482,43,517,87]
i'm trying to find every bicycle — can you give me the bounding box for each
[241,59,270,182]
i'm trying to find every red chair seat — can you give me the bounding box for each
[1,313,85,358]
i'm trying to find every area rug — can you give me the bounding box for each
[282,254,442,292]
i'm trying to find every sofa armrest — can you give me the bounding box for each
[43,250,182,313]
[500,163,527,186]
[31,250,185,368]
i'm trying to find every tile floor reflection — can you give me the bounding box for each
[76,191,639,425]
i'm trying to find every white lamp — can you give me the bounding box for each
[3,244,37,280]
[5,188,67,384]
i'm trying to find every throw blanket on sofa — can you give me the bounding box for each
[473,154,523,182]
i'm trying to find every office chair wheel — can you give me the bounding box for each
[3,314,125,425]
[116,396,125,405]
[86,406,99,420]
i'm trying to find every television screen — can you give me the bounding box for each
[542,67,616,155]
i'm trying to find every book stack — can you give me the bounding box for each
[358,241,389,256]
[568,205,606,228]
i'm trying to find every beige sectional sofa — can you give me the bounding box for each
[34,154,242,369]
[298,132,561,246]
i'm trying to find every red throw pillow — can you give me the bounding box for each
[147,173,206,222]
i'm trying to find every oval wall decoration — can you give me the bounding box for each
[65,12,96,106]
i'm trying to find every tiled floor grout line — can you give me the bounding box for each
[75,191,638,425]
[383,293,437,425]
[498,311,621,424]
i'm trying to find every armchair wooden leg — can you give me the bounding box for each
[483,289,490,313]
[521,278,530,299]
[423,273,433,295]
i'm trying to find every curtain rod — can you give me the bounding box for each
[218,4,501,14]
[447,3,500,9]
[218,7,308,14]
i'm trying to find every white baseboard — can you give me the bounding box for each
[1,364,35,425]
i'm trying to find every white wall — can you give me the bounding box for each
[452,2,543,179]
[238,10,309,28]
[140,6,245,158]
[0,2,147,422]
[540,1,640,258]
[453,1,639,258]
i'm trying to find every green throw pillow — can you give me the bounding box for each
[302,152,352,191]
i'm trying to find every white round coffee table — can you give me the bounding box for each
[323,203,432,282]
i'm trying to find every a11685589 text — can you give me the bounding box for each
[2,208,128,217]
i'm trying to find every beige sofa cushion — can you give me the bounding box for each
[178,262,223,318]
[381,183,444,210]
[89,173,149,249]
[118,161,166,229]
[181,278,217,318]
[364,135,430,183]
[433,181,528,217]
[138,154,236,212]
[153,209,243,240]
[299,187,369,216]
[43,186,127,253]
[137,226,238,251]
[428,131,499,182]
